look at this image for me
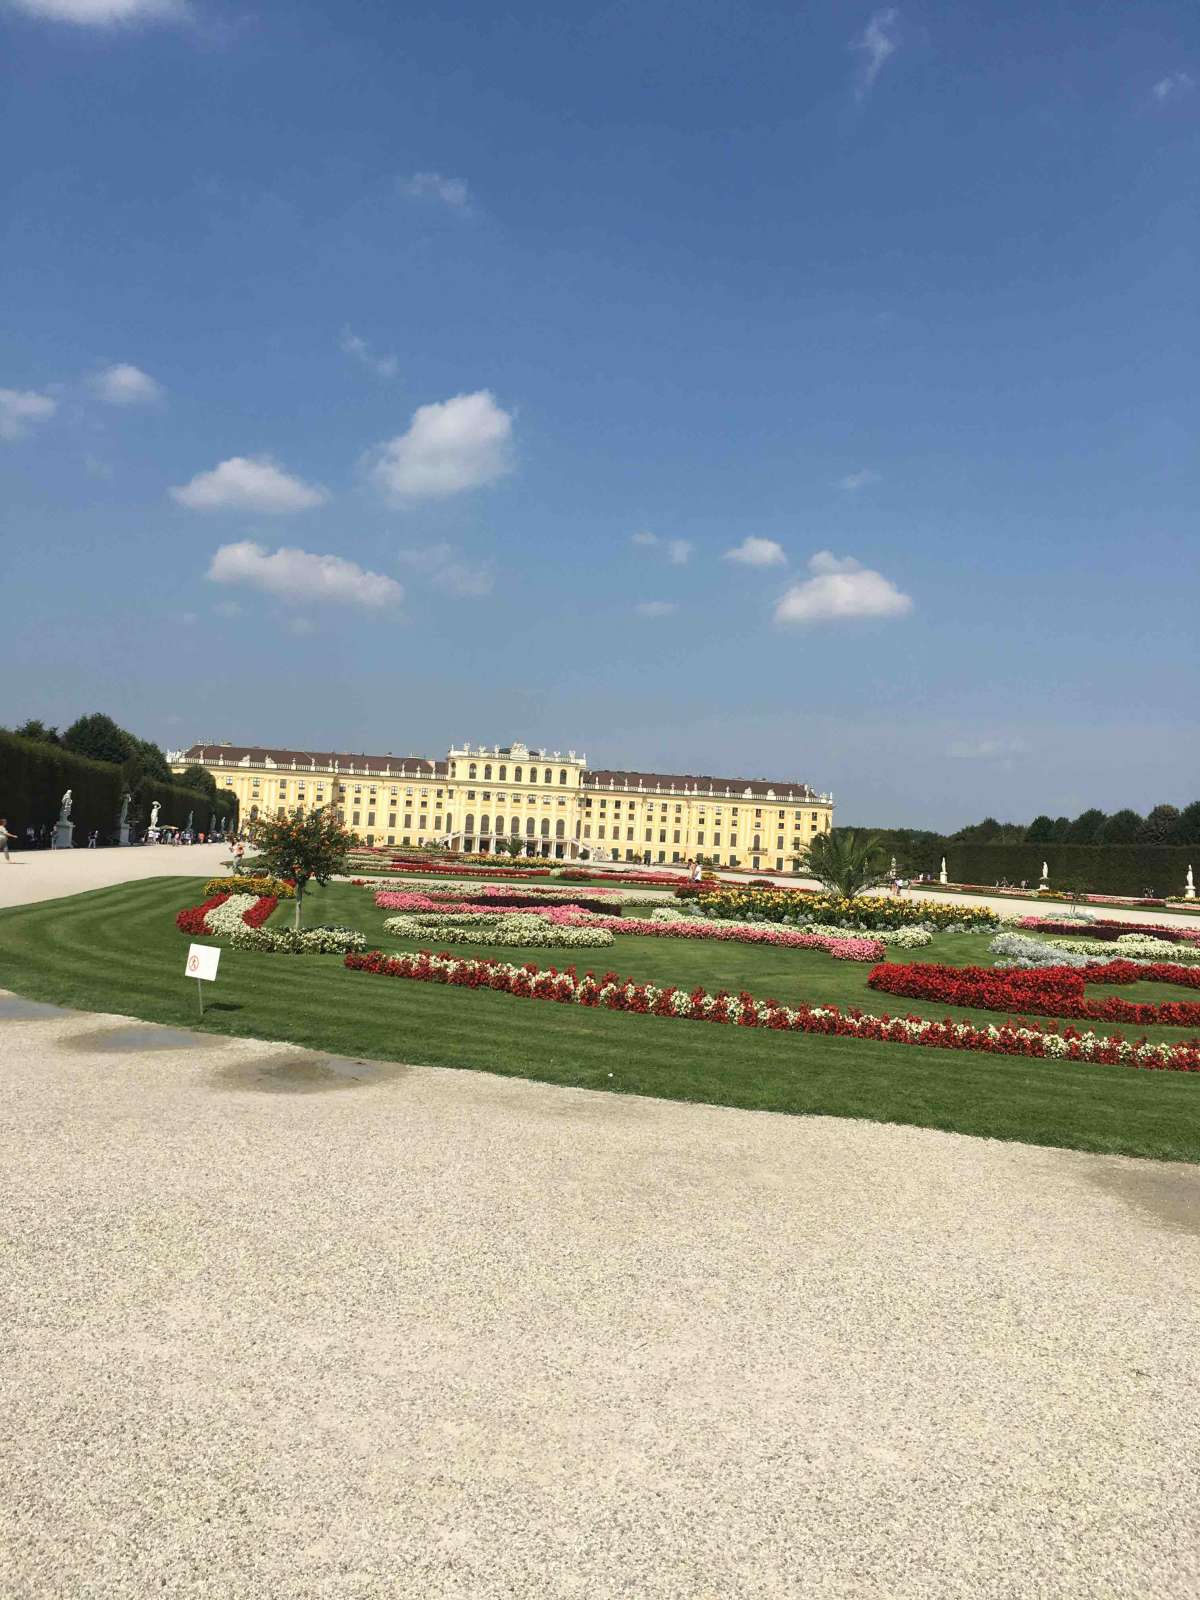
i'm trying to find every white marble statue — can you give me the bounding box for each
[150,801,161,828]
[59,789,72,822]
[1187,865,1196,900]
[939,857,947,884]
[119,791,131,826]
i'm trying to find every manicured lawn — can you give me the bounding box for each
[2,876,1199,1162]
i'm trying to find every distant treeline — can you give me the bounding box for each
[1,714,238,842]
[837,802,1200,897]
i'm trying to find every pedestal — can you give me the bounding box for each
[54,820,74,850]
[117,823,131,847]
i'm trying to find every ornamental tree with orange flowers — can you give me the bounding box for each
[249,806,355,928]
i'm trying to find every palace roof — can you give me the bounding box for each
[584,768,819,801]
[176,744,445,776]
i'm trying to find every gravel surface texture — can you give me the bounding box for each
[3,994,1199,1598]
[0,842,232,910]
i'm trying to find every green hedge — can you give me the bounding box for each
[0,731,231,844]
[946,842,1195,898]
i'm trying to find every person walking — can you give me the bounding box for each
[0,817,13,863]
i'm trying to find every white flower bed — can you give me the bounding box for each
[989,932,1141,970]
[204,894,263,936]
[1049,934,1200,965]
[383,912,615,949]
[229,924,366,955]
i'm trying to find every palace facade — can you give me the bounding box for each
[169,740,834,872]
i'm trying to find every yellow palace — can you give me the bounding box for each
[171,740,834,872]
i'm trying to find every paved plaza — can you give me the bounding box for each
[2,852,1199,1597]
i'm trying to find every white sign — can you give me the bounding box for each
[186,944,221,982]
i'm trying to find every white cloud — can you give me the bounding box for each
[171,455,329,513]
[851,8,900,100]
[90,362,163,405]
[774,551,912,625]
[948,735,1030,760]
[369,390,513,502]
[9,0,186,21]
[397,542,493,597]
[0,387,57,441]
[400,172,471,211]
[340,327,398,380]
[631,531,691,564]
[724,536,786,568]
[1152,71,1195,102]
[837,468,879,491]
[207,542,403,611]
[635,600,676,618]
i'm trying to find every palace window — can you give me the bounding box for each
[541,818,550,836]
[484,764,492,780]
[556,819,565,837]
[388,813,397,827]
[352,811,360,825]
[543,769,552,784]
[498,766,506,781]
[598,825,605,839]
[367,812,376,826]
[626,827,633,840]
[515,767,523,783]
[526,818,535,836]
[559,769,568,785]
[697,831,705,845]
[469,764,477,779]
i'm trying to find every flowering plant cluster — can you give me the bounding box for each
[176,893,278,937]
[868,958,1200,1026]
[342,949,1200,1074]
[989,932,1136,971]
[687,886,1000,933]
[366,861,552,881]
[382,911,616,948]
[1048,934,1200,965]
[230,924,367,955]
[205,874,295,899]
[557,869,693,888]
[371,884,640,911]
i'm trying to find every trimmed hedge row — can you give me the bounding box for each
[0,731,228,844]
[945,842,1195,898]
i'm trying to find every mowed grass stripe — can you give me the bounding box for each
[0,877,1197,1161]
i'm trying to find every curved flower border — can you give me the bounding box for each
[868,959,1200,1027]
[342,949,1200,1074]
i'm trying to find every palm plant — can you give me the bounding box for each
[805,829,892,898]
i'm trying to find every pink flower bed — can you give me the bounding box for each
[1017,916,1200,945]
[539,907,884,960]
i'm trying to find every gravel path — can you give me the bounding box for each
[0,842,232,910]
[3,995,1198,1598]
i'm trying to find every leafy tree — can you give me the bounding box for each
[1066,807,1107,844]
[62,713,134,766]
[1099,808,1143,845]
[13,719,61,744]
[1050,816,1072,842]
[806,828,891,898]
[1025,814,1056,843]
[178,763,219,799]
[250,805,355,928]
[1137,803,1182,845]
[134,738,172,784]
[1175,801,1200,845]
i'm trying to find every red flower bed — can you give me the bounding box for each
[342,950,1200,1073]
[1017,917,1200,945]
[241,896,278,927]
[176,893,229,934]
[868,960,1200,1027]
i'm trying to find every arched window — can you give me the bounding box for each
[510,817,520,835]
[484,764,492,780]
[526,817,535,836]
[555,819,565,838]
[559,769,568,785]
[543,768,552,784]
[494,815,504,836]
[541,817,550,836]
[249,805,259,822]
[465,814,475,835]
[514,766,523,783]
[480,815,490,835]
[499,765,506,781]
[468,763,477,779]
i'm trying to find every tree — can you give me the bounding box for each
[134,738,172,784]
[13,719,61,744]
[1025,814,1056,843]
[62,713,135,766]
[806,828,891,898]
[178,764,219,799]
[1175,801,1200,845]
[250,805,355,928]
[1051,816,1072,841]
[1100,808,1143,845]
[1066,807,1107,844]
[1138,804,1182,845]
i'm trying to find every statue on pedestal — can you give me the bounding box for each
[150,801,161,829]
[939,857,947,884]
[59,789,73,823]
[1039,861,1050,889]
[119,792,131,826]
[1186,865,1196,901]
[55,789,75,850]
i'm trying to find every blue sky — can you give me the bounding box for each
[2,0,1197,828]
